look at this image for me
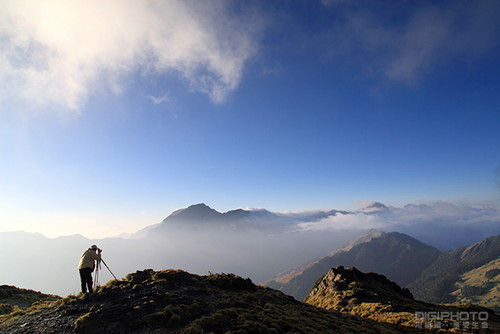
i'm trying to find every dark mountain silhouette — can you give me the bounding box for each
[408,234,500,311]
[1,269,413,333]
[304,266,500,331]
[146,203,297,234]
[265,230,441,301]
[361,201,391,214]
[167,203,222,222]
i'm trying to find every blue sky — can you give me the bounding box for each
[1,0,499,238]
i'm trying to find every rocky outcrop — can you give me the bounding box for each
[305,266,500,331]
[306,266,414,305]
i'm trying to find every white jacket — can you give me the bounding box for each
[78,248,101,270]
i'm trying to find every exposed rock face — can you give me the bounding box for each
[304,266,500,331]
[306,266,414,305]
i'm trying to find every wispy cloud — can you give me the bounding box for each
[495,166,500,189]
[323,0,500,85]
[147,93,170,105]
[321,0,353,7]
[0,0,262,112]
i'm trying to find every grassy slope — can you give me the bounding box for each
[451,258,500,313]
[408,234,500,306]
[0,285,61,328]
[0,285,60,313]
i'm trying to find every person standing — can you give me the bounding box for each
[78,245,102,293]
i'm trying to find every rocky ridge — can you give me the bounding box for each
[1,269,412,334]
[304,266,500,332]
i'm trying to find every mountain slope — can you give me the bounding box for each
[1,269,412,333]
[0,285,60,316]
[408,234,500,309]
[304,266,500,331]
[265,230,441,301]
[451,258,500,313]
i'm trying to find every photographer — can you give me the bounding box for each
[78,245,102,294]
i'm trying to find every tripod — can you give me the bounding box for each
[101,259,117,279]
[93,258,118,289]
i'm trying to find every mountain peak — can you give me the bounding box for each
[149,204,292,234]
[361,201,389,213]
[164,203,222,223]
[189,203,210,209]
[329,229,384,255]
[305,266,414,304]
[171,203,215,214]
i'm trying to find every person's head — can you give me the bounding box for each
[90,245,98,251]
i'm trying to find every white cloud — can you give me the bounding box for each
[297,201,500,232]
[298,212,389,231]
[0,0,261,112]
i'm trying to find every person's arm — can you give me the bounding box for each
[91,249,102,261]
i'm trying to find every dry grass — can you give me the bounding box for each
[451,258,500,312]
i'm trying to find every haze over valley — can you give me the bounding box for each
[2,202,499,298]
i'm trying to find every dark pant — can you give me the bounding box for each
[79,267,93,293]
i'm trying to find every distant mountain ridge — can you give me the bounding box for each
[134,203,359,237]
[146,203,300,234]
[408,234,500,311]
[129,201,500,251]
[328,229,384,256]
[265,230,441,301]
[167,203,222,222]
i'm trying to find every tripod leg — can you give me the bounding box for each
[101,259,117,280]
